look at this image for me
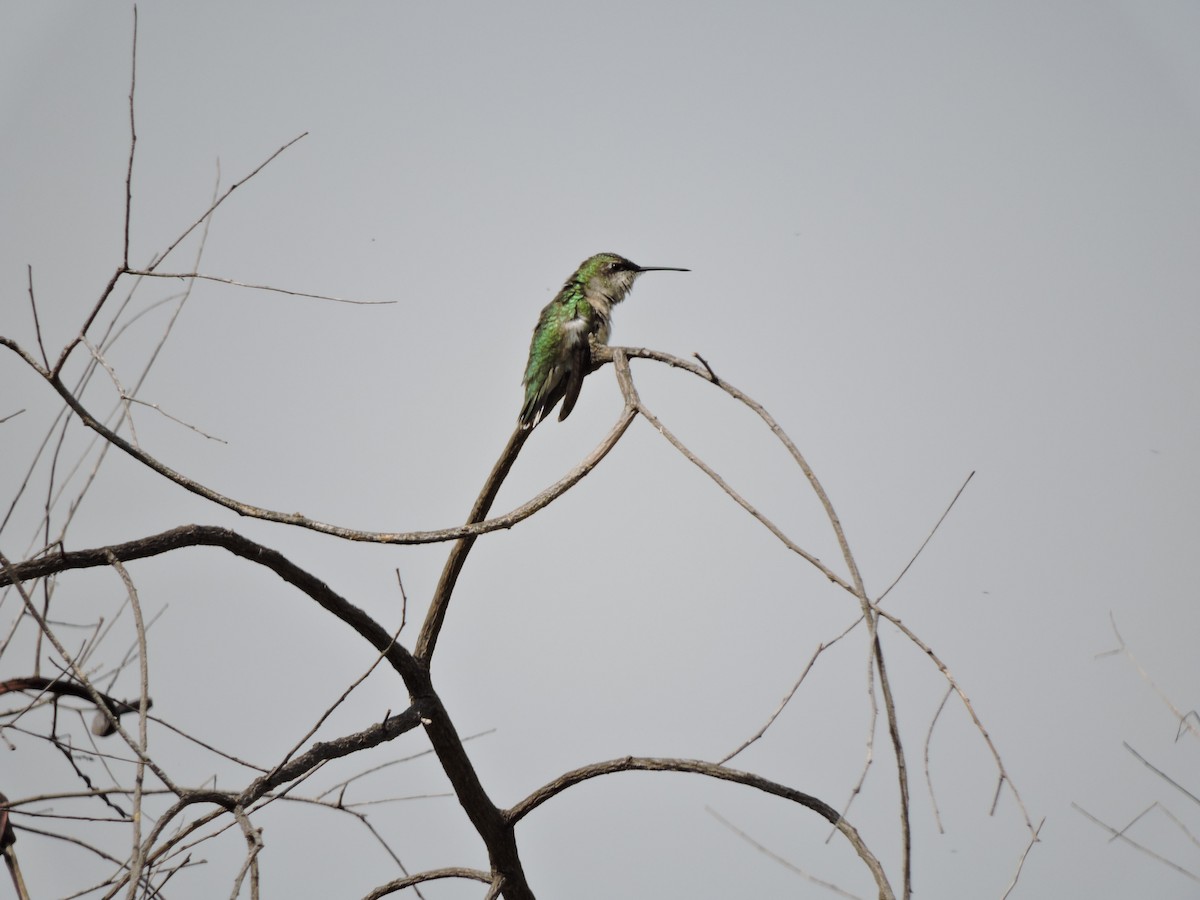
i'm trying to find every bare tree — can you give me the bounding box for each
[0,13,1039,900]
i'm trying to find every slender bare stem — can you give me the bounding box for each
[125,270,396,305]
[1074,803,1200,882]
[103,556,149,900]
[878,609,1034,833]
[707,807,863,899]
[26,265,48,370]
[999,817,1044,900]
[123,6,137,269]
[720,616,860,764]
[876,471,974,604]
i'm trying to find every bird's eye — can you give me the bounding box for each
[607,261,619,272]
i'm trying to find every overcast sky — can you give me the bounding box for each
[2,3,1199,898]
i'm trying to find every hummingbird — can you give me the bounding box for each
[519,252,689,428]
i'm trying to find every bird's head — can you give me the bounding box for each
[575,252,689,308]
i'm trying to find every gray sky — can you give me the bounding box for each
[2,2,1198,898]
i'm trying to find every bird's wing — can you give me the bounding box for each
[520,294,592,426]
[556,335,591,422]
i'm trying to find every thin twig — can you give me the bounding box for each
[720,616,860,764]
[1074,803,1200,883]
[1101,615,1200,742]
[692,352,719,383]
[123,5,137,269]
[999,817,1044,900]
[103,555,150,900]
[633,394,850,590]
[266,621,404,784]
[121,397,227,442]
[879,608,1035,833]
[876,471,974,604]
[0,550,180,799]
[707,807,862,899]
[50,133,309,379]
[47,162,223,549]
[227,806,263,900]
[126,270,397,305]
[923,685,953,834]
[27,266,48,369]
[394,569,407,632]
[148,133,308,276]
[81,338,138,448]
[2,335,637,550]
[1123,743,1200,807]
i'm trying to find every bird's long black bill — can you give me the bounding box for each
[635,266,690,273]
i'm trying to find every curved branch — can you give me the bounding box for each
[507,756,894,900]
[362,867,492,900]
[0,524,422,683]
[0,336,635,549]
[596,344,912,896]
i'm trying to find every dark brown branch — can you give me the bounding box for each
[362,867,492,900]
[0,525,422,683]
[1,790,30,900]
[2,527,534,896]
[507,756,893,900]
[0,676,148,732]
[415,424,530,662]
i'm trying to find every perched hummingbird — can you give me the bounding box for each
[519,252,689,428]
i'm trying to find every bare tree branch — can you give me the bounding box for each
[362,867,493,900]
[1122,743,1200,807]
[878,609,1035,833]
[0,676,148,725]
[999,817,1044,900]
[507,756,894,900]
[26,265,48,370]
[415,423,530,661]
[595,345,914,897]
[125,270,397,305]
[1,336,640,550]
[1074,803,1200,883]
[875,471,975,605]
[1100,614,1200,743]
[720,616,860,764]
[707,806,863,899]
[122,5,137,270]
